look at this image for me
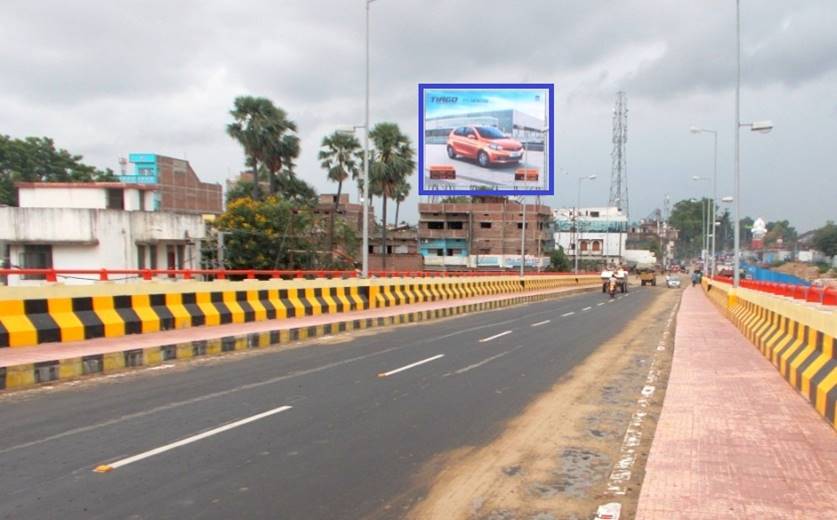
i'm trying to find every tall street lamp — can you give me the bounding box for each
[361,0,377,278]
[690,127,718,276]
[734,0,773,287]
[574,174,597,273]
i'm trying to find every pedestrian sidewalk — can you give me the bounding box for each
[636,286,837,519]
[0,284,593,369]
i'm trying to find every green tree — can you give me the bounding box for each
[669,198,711,258]
[368,122,415,269]
[764,220,798,248]
[0,134,116,205]
[227,96,299,199]
[214,196,315,269]
[549,246,571,271]
[439,196,470,203]
[319,131,361,265]
[225,180,256,204]
[813,221,837,258]
[392,177,411,227]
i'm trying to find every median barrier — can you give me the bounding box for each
[703,277,837,428]
[0,275,599,349]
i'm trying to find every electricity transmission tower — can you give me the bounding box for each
[609,91,629,218]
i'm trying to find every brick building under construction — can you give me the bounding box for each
[418,197,552,269]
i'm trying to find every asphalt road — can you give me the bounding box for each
[0,287,659,520]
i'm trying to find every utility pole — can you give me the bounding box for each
[609,92,629,219]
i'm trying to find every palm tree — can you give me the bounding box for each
[319,131,361,265]
[227,96,299,199]
[392,177,411,227]
[369,122,415,270]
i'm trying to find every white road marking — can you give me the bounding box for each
[607,299,614,303]
[450,346,524,375]
[597,302,605,306]
[479,330,513,343]
[561,311,575,317]
[378,354,445,378]
[0,346,401,457]
[530,320,550,327]
[94,405,293,473]
[582,306,593,312]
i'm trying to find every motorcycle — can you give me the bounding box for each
[608,277,618,298]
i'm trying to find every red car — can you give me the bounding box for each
[446,126,524,167]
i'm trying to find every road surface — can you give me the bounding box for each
[0,288,658,519]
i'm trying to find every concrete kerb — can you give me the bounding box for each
[702,277,837,428]
[0,282,599,391]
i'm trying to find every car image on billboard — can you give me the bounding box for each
[419,83,554,196]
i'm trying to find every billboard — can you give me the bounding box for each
[418,83,554,196]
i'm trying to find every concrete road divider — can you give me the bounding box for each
[0,275,596,349]
[702,277,837,428]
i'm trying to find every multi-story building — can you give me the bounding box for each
[0,182,206,285]
[553,206,627,265]
[313,194,369,235]
[120,153,222,214]
[418,197,552,269]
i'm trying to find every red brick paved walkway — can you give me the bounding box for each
[636,286,837,519]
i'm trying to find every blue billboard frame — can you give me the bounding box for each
[418,82,554,197]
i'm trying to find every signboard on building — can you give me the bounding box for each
[419,83,554,196]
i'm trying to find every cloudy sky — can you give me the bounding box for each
[2,0,835,231]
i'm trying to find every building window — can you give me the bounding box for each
[517,223,523,229]
[177,245,185,269]
[427,221,444,230]
[447,221,464,230]
[138,191,146,211]
[480,222,492,229]
[478,248,491,255]
[107,189,124,210]
[386,245,393,254]
[592,241,602,252]
[447,249,460,256]
[137,245,146,269]
[590,211,600,217]
[434,248,444,256]
[21,245,53,279]
[580,240,589,251]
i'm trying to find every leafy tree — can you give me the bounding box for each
[226,179,256,204]
[0,134,116,205]
[368,122,415,269]
[669,198,711,258]
[813,221,837,258]
[764,220,797,248]
[548,246,571,271]
[319,131,361,264]
[439,195,470,203]
[214,196,316,269]
[227,96,299,199]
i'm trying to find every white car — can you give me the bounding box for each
[666,276,681,288]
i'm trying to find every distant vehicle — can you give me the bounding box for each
[639,267,657,286]
[601,267,628,293]
[666,275,681,288]
[446,126,524,167]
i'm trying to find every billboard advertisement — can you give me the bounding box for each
[418,83,554,196]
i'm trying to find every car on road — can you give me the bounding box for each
[665,275,681,288]
[446,126,524,167]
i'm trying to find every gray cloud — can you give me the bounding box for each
[1,0,835,231]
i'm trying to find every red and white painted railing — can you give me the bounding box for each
[0,268,599,283]
[712,275,837,306]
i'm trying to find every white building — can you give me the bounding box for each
[0,183,207,285]
[553,207,627,264]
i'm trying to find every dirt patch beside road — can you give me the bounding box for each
[403,288,680,520]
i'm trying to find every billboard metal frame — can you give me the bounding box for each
[418,83,555,196]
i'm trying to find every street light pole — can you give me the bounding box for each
[733,0,741,287]
[361,0,376,278]
[690,127,718,275]
[574,175,596,273]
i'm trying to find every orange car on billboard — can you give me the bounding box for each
[446,126,524,167]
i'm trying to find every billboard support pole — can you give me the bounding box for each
[520,197,526,278]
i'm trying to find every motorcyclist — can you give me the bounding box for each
[608,272,618,297]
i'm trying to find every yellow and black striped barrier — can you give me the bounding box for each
[702,277,837,429]
[0,275,598,350]
[0,275,601,390]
